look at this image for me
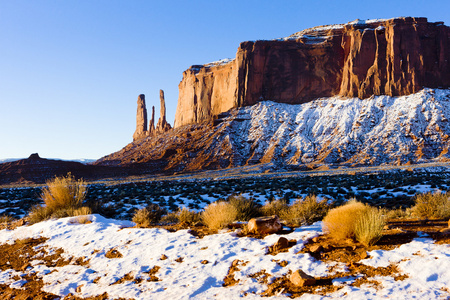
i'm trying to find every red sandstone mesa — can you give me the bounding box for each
[174,17,450,127]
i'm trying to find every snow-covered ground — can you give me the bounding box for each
[218,88,450,167]
[0,215,449,299]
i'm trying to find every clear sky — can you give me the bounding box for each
[1,0,449,160]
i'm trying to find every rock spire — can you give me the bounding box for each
[149,106,156,136]
[133,91,172,141]
[156,89,172,134]
[132,94,148,141]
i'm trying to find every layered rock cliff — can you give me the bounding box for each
[175,17,450,127]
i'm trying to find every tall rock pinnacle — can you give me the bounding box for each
[132,94,148,141]
[156,89,172,134]
[149,106,156,137]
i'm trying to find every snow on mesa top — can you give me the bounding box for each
[281,18,397,40]
[187,17,416,69]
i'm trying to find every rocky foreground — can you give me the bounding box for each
[0,215,449,299]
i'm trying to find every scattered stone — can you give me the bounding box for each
[360,251,369,259]
[175,257,183,263]
[278,260,289,267]
[201,260,209,264]
[309,244,323,254]
[268,237,297,255]
[160,254,168,260]
[247,216,282,234]
[20,263,31,271]
[290,269,317,287]
[105,248,122,259]
[439,228,450,234]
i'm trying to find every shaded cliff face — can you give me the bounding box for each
[175,17,450,127]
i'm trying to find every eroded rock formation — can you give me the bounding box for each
[149,106,156,137]
[133,91,172,141]
[133,94,148,141]
[175,17,450,127]
[156,89,172,134]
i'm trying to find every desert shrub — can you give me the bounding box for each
[261,200,289,218]
[284,195,329,226]
[132,204,167,228]
[160,211,179,225]
[160,208,201,225]
[132,208,151,228]
[354,206,385,246]
[0,215,14,224]
[411,191,450,219]
[178,207,201,224]
[73,206,92,216]
[322,199,385,246]
[227,195,261,221]
[202,201,237,230]
[382,207,413,220]
[41,173,87,211]
[27,205,53,224]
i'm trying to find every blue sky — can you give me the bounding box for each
[1,0,449,160]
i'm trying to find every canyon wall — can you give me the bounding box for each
[174,17,450,127]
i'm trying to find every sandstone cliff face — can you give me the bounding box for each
[175,17,450,128]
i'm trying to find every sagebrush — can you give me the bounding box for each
[261,200,289,218]
[28,173,89,224]
[411,191,450,219]
[132,204,167,228]
[227,195,261,221]
[283,195,329,226]
[202,202,237,230]
[322,199,385,246]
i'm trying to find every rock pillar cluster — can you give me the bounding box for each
[132,90,172,141]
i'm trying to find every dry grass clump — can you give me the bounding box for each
[227,195,261,221]
[202,201,237,230]
[132,204,167,228]
[261,200,289,218]
[27,173,89,224]
[0,215,14,224]
[283,195,329,226]
[322,199,385,246]
[41,173,86,211]
[160,208,202,225]
[354,206,385,246]
[381,207,413,220]
[411,191,450,219]
[178,208,201,224]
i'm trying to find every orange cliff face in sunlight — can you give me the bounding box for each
[174,17,450,128]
